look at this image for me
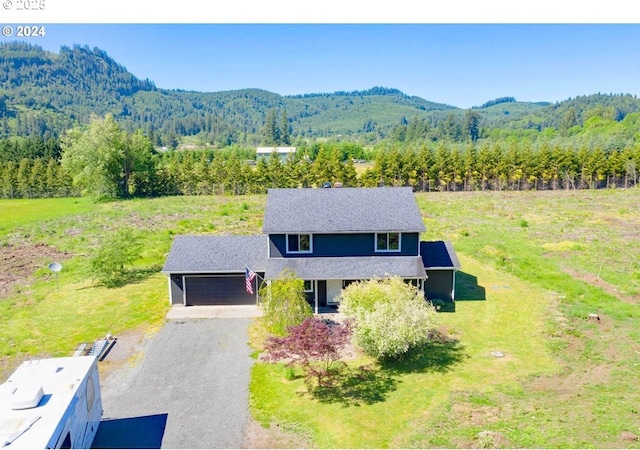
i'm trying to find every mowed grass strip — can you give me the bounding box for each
[0,274,169,375]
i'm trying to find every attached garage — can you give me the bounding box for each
[184,275,258,306]
[162,235,268,307]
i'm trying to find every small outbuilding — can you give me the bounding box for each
[420,240,461,302]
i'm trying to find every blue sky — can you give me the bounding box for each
[2,4,640,108]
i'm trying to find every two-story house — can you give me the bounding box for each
[161,187,460,312]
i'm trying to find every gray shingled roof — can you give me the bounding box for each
[262,187,426,234]
[265,256,427,280]
[161,235,268,273]
[420,241,461,269]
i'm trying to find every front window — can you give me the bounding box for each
[287,234,312,253]
[303,280,313,292]
[376,232,401,252]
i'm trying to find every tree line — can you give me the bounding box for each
[362,141,639,191]
[1,114,639,200]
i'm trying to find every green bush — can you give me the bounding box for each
[339,277,438,359]
[90,228,143,287]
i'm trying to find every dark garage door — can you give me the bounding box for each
[184,276,256,306]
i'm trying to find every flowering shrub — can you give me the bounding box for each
[339,277,438,359]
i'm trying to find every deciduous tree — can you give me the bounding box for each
[259,268,313,335]
[263,316,352,389]
[90,228,143,287]
[61,114,154,200]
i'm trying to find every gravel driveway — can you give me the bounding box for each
[92,318,255,449]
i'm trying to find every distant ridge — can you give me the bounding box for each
[1,42,639,147]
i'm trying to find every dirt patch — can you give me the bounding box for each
[98,326,152,377]
[562,267,639,304]
[0,243,72,298]
[242,420,310,449]
[451,403,501,427]
[530,363,612,398]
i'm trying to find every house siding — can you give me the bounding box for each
[170,275,184,305]
[269,232,420,258]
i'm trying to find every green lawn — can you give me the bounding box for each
[250,188,640,448]
[0,194,266,379]
[250,254,561,448]
[0,197,94,237]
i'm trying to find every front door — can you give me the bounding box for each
[326,279,342,304]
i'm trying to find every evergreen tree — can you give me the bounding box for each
[463,110,481,142]
[1,161,17,198]
[16,158,32,198]
[280,108,291,145]
[261,108,278,146]
[29,158,46,198]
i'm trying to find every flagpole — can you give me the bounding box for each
[246,267,264,305]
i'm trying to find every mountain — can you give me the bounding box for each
[1,42,640,147]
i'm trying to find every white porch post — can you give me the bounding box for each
[181,275,186,306]
[452,270,457,301]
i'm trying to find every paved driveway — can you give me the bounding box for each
[93,317,255,449]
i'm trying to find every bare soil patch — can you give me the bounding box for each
[242,420,310,449]
[97,326,152,377]
[0,243,72,298]
[562,266,639,304]
[530,363,612,398]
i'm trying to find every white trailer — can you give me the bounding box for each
[0,356,103,449]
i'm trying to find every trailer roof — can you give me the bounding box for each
[0,356,98,449]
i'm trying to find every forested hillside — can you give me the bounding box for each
[3,42,640,148]
[0,42,456,146]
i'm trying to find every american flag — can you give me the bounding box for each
[245,267,257,294]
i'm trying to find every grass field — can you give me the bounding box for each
[0,197,94,237]
[1,188,639,448]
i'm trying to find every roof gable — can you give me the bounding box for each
[162,235,268,273]
[262,187,426,234]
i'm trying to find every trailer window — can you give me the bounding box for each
[60,432,71,449]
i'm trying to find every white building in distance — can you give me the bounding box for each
[256,146,297,161]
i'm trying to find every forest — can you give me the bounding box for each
[1,41,639,199]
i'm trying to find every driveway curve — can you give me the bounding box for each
[94,318,255,449]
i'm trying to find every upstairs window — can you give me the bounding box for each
[287,233,312,253]
[376,232,401,252]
